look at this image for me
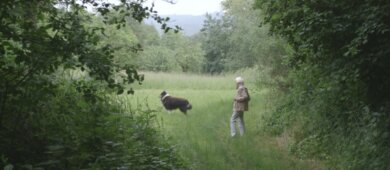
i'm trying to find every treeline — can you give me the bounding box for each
[137,31,204,73]
[0,1,185,169]
[137,0,288,78]
[253,0,390,169]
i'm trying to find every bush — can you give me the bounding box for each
[261,66,390,169]
[0,1,185,169]
[256,0,390,168]
[0,78,186,169]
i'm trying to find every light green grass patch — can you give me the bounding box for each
[132,71,236,90]
[122,72,322,170]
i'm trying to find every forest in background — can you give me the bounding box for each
[145,14,206,36]
[1,0,389,169]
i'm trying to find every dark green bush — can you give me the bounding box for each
[0,78,186,169]
[255,0,390,169]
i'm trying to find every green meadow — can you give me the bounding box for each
[121,72,321,170]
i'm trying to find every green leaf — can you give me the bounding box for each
[4,164,13,170]
[117,88,124,94]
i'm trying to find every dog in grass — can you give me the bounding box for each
[160,90,192,115]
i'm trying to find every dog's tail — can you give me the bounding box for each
[187,103,192,110]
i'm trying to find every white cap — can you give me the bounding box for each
[235,76,244,83]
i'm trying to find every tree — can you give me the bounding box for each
[198,0,289,78]
[138,45,177,72]
[138,31,204,73]
[161,32,204,73]
[91,15,140,67]
[0,0,183,168]
[199,13,233,74]
[255,0,390,168]
[222,0,289,88]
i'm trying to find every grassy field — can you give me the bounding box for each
[121,72,321,170]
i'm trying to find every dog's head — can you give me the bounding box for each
[160,90,168,99]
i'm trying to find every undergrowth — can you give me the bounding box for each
[0,78,186,169]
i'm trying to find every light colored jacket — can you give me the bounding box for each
[233,85,249,112]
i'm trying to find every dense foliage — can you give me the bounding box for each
[138,31,204,73]
[0,0,184,169]
[3,0,388,168]
[255,0,390,169]
[199,13,232,74]
[198,0,289,82]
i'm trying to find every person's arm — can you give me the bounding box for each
[234,87,248,102]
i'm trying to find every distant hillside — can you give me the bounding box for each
[145,14,207,36]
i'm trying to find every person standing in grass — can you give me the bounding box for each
[230,76,250,137]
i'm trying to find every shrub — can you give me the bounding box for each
[0,78,186,169]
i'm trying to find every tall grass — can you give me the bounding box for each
[132,72,235,90]
[123,72,322,170]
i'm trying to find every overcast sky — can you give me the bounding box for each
[105,0,223,15]
[147,0,224,15]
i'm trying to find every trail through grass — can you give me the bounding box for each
[123,72,321,170]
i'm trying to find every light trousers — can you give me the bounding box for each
[230,111,245,137]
